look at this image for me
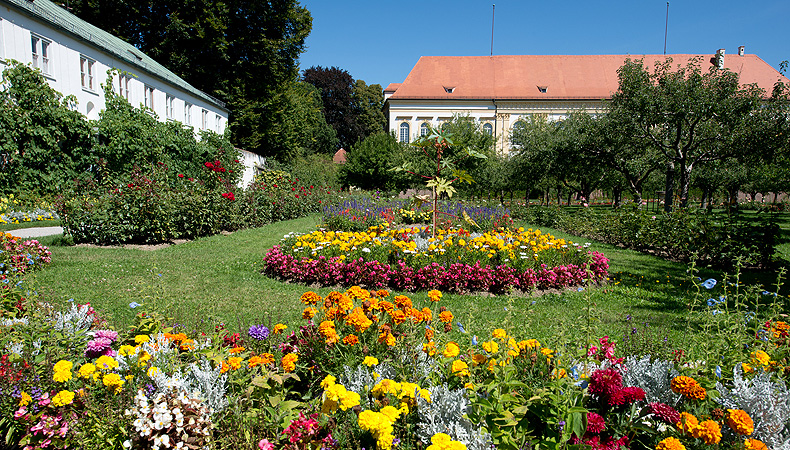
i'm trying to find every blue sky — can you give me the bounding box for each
[297,0,789,88]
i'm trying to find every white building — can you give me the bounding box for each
[385,53,787,154]
[0,0,228,133]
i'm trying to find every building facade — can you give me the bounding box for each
[385,53,787,154]
[0,0,228,133]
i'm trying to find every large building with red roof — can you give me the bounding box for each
[384,50,788,153]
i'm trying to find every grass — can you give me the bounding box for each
[26,214,787,360]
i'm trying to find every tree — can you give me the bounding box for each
[257,80,337,162]
[303,66,386,150]
[58,0,313,155]
[0,62,93,195]
[338,132,408,191]
[609,58,764,211]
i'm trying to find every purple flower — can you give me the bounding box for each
[248,325,270,340]
[84,337,113,358]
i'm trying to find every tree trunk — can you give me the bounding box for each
[613,186,623,208]
[664,161,675,212]
[700,189,708,209]
[678,164,692,209]
[556,185,562,206]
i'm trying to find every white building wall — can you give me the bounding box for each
[0,6,227,133]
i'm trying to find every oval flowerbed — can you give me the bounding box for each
[263,226,609,294]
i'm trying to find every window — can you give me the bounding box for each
[215,116,221,132]
[144,85,154,110]
[184,103,192,125]
[483,123,493,135]
[117,74,130,100]
[80,55,95,90]
[399,122,410,143]
[31,34,52,75]
[201,109,208,130]
[166,95,174,119]
[420,122,430,136]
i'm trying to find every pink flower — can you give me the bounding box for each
[586,412,606,434]
[258,439,275,450]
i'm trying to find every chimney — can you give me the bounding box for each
[738,45,745,56]
[715,48,725,69]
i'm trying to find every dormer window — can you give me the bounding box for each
[443,86,455,94]
[537,86,548,93]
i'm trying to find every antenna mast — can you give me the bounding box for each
[664,2,669,55]
[490,4,495,56]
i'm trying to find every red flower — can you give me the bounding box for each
[178,174,184,178]
[586,412,606,434]
[205,162,214,168]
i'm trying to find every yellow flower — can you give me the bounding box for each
[482,340,499,354]
[363,356,379,367]
[18,392,32,406]
[692,419,722,445]
[78,363,96,379]
[95,355,119,371]
[676,412,699,435]
[380,405,401,422]
[273,324,288,334]
[118,345,137,356]
[102,373,124,394]
[744,439,769,450]
[540,347,554,359]
[452,360,469,377]
[227,357,243,370]
[428,290,442,302]
[491,329,507,340]
[443,342,460,358]
[750,350,772,368]
[134,334,150,344]
[147,366,162,378]
[52,390,75,407]
[53,360,73,383]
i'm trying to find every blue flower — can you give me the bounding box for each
[129,301,141,308]
[711,310,721,315]
[577,287,584,292]
[701,278,717,289]
[707,298,717,306]
[471,335,478,346]
[715,365,722,378]
[531,301,537,305]
[457,322,466,333]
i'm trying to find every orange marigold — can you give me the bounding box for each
[671,375,705,399]
[692,419,722,445]
[378,332,396,347]
[656,437,686,450]
[726,409,754,435]
[303,307,318,320]
[342,334,359,346]
[687,384,707,400]
[376,289,390,298]
[345,307,373,333]
[226,357,243,371]
[676,412,699,435]
[273,324,287,334]
[428,289,442,302]
[744,439,769,450]
[379,301,394,313]
[394,295,412,309]
[425,326,435,341]
[421,307,433,322]
[229,346,245,354]
[389,309,408,325]
[300,291,322,305]
[260,353,275,365]
[282,353,298,372]
[248,355,266,368]
[439,311,454,323]
[346,286,371,300]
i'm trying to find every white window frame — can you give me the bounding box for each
[80,55,95,91]
[184,103,192,125]
[215,115,221,132]
[420,122,430,136]
[144,85,155,110]
[117,74,130,100]
[399,122,410,143]
[201,109,208,130]
[31,34,52,76]
[166,95,174,120]
[483,123,493,135]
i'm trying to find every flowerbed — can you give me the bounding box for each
[0,232,52,279]
[1,282,788,450]
[263,226,608,294]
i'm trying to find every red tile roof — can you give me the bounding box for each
[384,83,401,93]
[389,55,788,100]
[333,148,347,164]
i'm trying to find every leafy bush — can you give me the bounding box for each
[511,205,779,268]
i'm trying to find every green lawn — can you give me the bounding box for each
[28,214,785,356]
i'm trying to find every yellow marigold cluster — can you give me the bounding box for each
[670,375,706,400]
[53,360,73,383]
[51,390,75,407]
[282,353,298,372]
[18,392,32,407]
[727,409,754,435]
[426,433,468,450]
[693,420,722,445]
[482,341,499,354]
[749,350,774,371]
[655,437,686,450]
[102,373,125,394]
[95,355,119,371]
[273,323,288,334]
[321,376,361,414]
[451,360,469,377]
[443,342,460,358]
[363,356,379,367]
[358,408,399,450]
[78,363,97,380]
[346,286,371,300]
[428,290,442,302]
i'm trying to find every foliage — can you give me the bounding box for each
[0,62,93,196]
[339,132,410,191]
[510,205,779,269]
[58,0,313,156]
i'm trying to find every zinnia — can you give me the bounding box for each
[586,412,606,434]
